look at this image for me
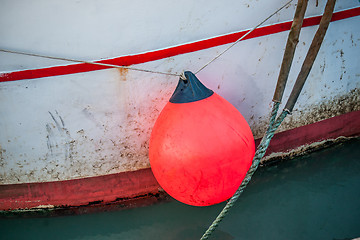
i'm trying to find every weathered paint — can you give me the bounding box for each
[0,0,360,209]
[253,88,360,138]
[260,110,360,162]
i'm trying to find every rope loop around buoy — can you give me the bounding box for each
[180,71,187,81]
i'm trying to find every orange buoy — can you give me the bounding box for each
[149,71,255,206]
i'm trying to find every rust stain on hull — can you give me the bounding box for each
[117,67,129,81]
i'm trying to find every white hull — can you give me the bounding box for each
[0,0,359,210]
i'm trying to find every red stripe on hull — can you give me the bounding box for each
[1,110,359,211]
[1,7,359,82]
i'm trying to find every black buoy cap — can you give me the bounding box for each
[169,71,214,103]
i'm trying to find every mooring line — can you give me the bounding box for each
[0,48,182,78]
[195,0,294,75]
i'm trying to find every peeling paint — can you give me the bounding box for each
[260,136,356,166]
[34,204,55,209]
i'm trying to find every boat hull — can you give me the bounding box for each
[0,0,359,210]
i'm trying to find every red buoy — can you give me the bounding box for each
[149,71,255,206]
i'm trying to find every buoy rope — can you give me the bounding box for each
[0,49,182,78]
[195,0,294,75]
[200,102,287,240]
[200,0,336,238]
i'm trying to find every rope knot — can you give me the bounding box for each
[180,71,187,81]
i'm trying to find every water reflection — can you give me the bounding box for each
[71,224,233,240]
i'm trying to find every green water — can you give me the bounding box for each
[1,139,360,240]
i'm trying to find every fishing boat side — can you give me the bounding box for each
[1,1,359,211]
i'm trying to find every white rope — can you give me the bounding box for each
[195,0,294,74]
[0,48,182,78]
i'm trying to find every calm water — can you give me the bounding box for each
[1,139,360,240]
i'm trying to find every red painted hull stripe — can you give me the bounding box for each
[1,7,359,82]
